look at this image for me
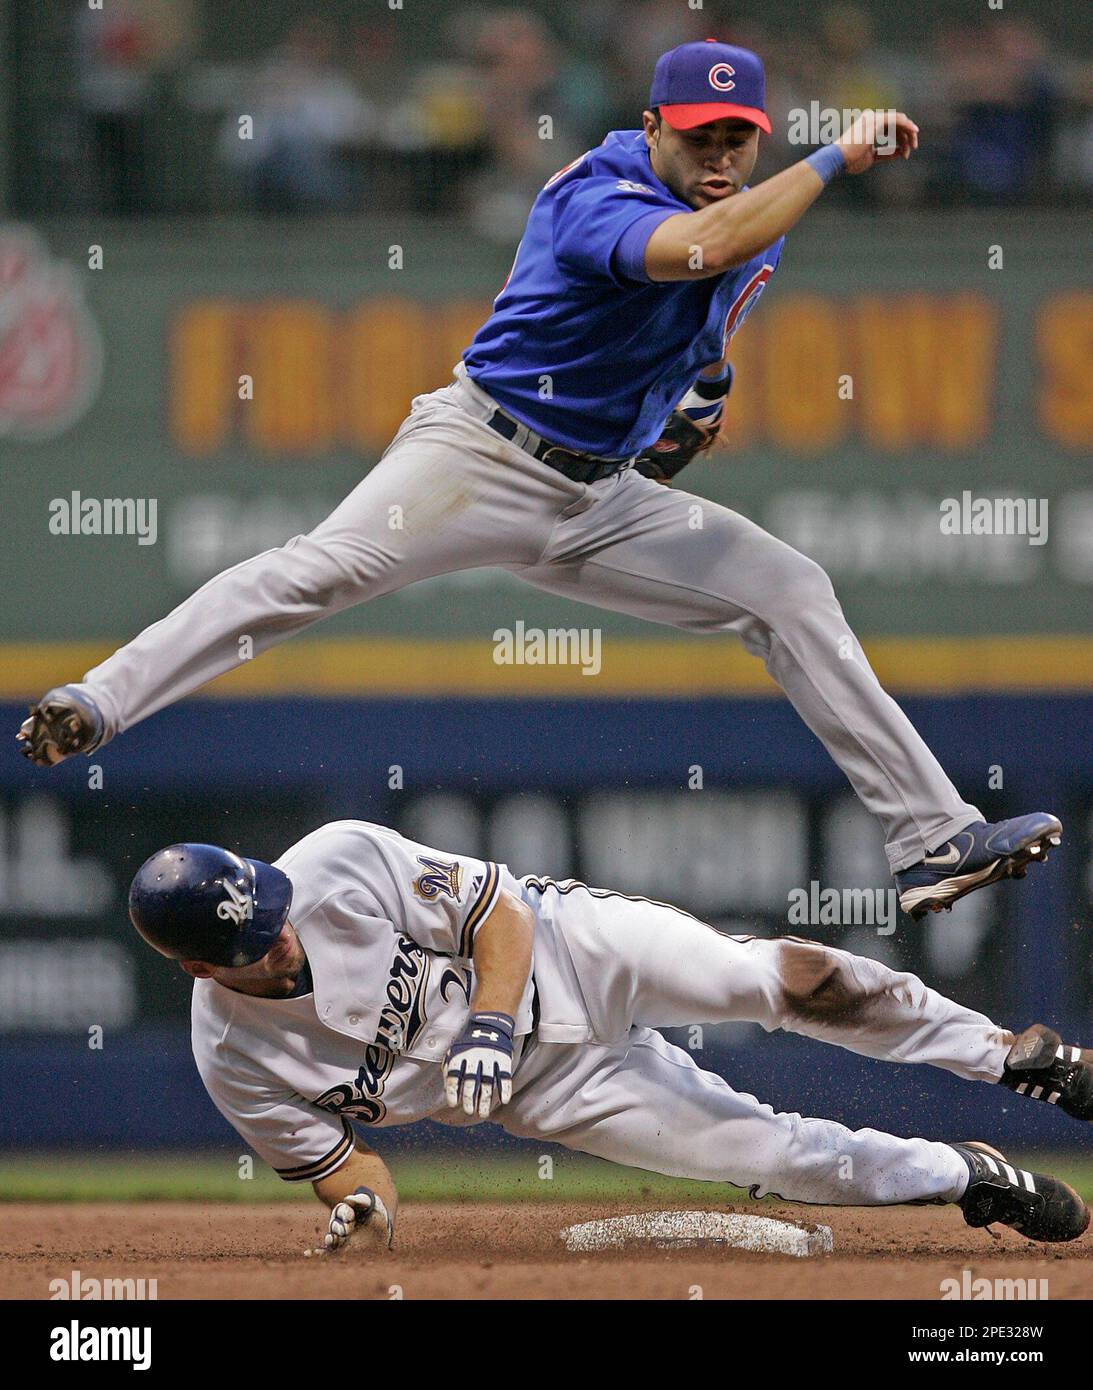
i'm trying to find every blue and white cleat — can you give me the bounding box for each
[16,685,106,767]
[895,813,1062,920]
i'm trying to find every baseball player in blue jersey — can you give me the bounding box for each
[19,40,1060,919]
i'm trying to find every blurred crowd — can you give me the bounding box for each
[22,0,1093,232]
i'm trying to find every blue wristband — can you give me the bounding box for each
[804,144,846,186]
[470,1010,514,1037]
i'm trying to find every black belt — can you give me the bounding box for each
[485,409,632,484]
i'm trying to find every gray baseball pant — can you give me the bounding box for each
[79,364,980,871]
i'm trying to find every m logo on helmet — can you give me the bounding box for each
[215,876,254,926]
[708,62,736,92]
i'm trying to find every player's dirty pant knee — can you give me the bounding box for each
[774,938,938,1049]
[776,939,871,1031]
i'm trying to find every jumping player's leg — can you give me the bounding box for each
[508,470,979,873]
[500,1026,970,1205]
[524,880,1013,1081]
[58,385,589,742]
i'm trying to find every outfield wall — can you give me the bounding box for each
[0,211,1090,649]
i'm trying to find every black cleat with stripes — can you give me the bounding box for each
[952,1141,1089,1243]
[1000,1023,1093,1121]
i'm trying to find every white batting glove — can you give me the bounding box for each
[318,1186,394,1254]
[443,1011,515,1119]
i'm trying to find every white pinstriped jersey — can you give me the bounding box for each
[185,822,992,1211]
[191,821,532,1184]
[189,820,717,1185]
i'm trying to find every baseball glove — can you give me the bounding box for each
[634,363,734,484]
[634,409,720,482]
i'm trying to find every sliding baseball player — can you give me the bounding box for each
[128,818,1092,1254]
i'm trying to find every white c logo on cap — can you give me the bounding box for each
[708,63,736,92]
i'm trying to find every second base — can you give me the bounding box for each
[560,1210,834,1257]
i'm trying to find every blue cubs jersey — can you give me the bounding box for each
[462,129,783,459]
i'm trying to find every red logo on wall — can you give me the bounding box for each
[0,227,103,440]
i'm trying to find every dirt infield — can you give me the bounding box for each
[4,1200,1091,1300]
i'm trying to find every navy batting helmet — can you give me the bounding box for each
[128,844,293,967]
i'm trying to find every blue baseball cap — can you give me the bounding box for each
[650,39,771,134]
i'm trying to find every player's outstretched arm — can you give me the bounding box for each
[442,890,535,1119]
[644,109,919,281]
[311,1140,399,1254]
[467,889,535,1019]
